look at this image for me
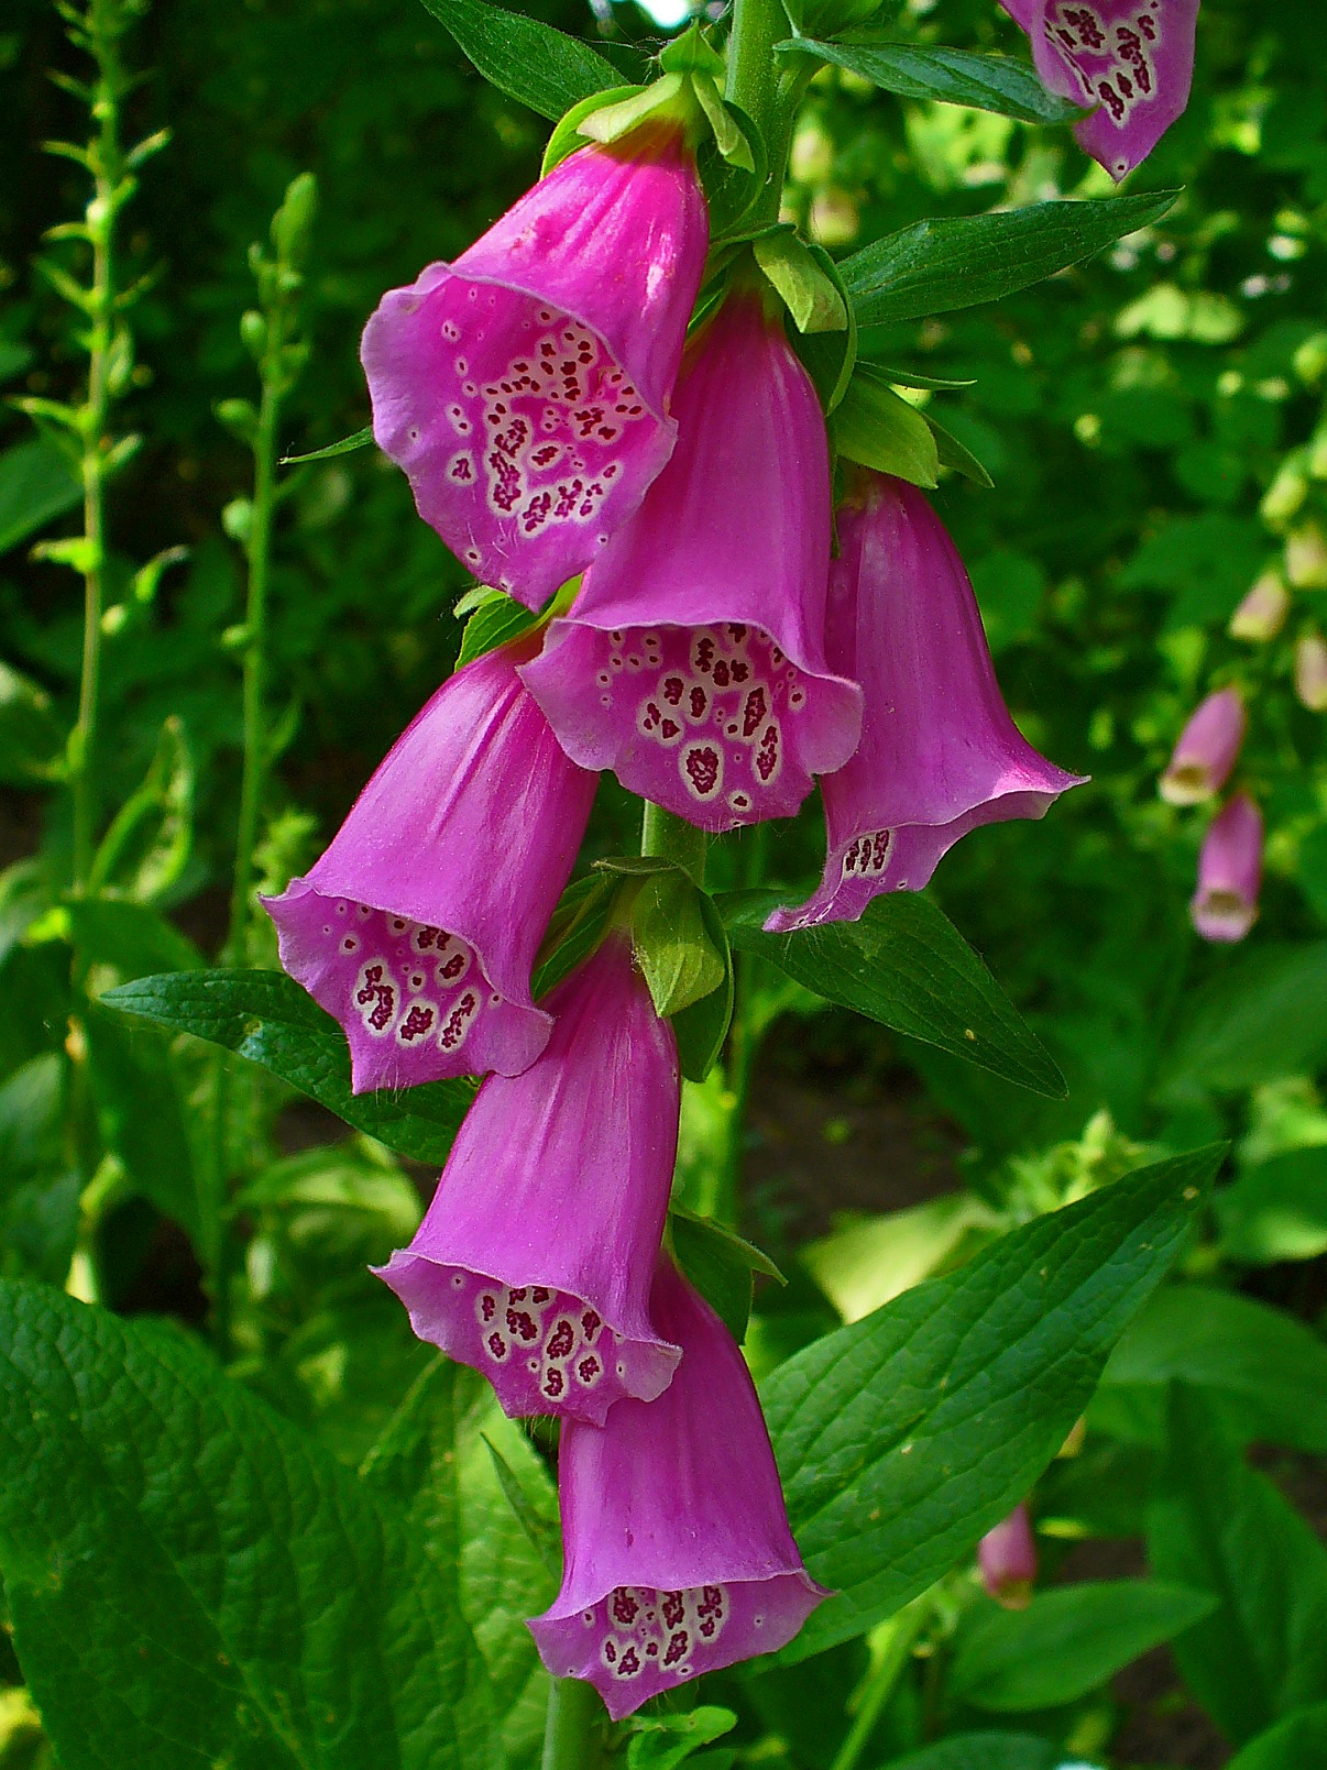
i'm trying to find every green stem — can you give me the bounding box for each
[71,9,125,894]
[540,1675,602,1770]
[641,800,708,883]
[725,0,792,222]
[829,1600,930,1770]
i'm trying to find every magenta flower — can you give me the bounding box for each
[264,643,596,1092]
[520,294,863,831]
[978,1504,1038,1610]
[374,935,681,1424]
[1191,792,1262,944]
[1158,686,1246,806]
[766,474,1083,933]
[1001,0,1199,181]
[361,127,709,609]
[528,1255,829,1718]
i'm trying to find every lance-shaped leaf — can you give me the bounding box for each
[0,1280,497,1770]
[841,190,1180,328]
[832,366,940,488]
[102,968,472,1166]
[720,888,1064,1098]
[762,1144,1220,1660]
[415,0,628,122]
[779,39,1087,126]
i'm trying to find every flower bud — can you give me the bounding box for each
[239,309,267,360]
[1287,522,1327,590]
[272,171,318,267]
[1260,457,1308,527]
[978,1504,1037,1610]
[1228,571,1290,642]
[1159,688,1246,806]
[1191,793,1263,944]
[1294,633,1327,712]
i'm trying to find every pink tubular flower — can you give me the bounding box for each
[520,294,863,832]
[1001,0,1199,181]
[529,1255,828,1718]
[978,1504,1038,1610]
[374,935,681,1424]
[1158,687,1246,806]
[264,643,596,1092]
[1191,792,1262,943]
[361,127,709,609]
[766,473,1084,932]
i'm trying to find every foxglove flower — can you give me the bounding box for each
[1228,571,1290,642]
[1158,686,1245,806]
[1294,634,1327,712]
[767,473,1083,932]
[1191,792,1262,943]
[362,127,709,609]
[1001,0,1199,181]
[978,1504,1038,1609]
[265,643,596,1091]
[375,935,681,1424]
[529,1256,828,1717]
[521,294,863,831]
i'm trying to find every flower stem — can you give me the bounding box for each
[641,800,708,883]
[829,1597,931,1770]
[725,0,788,211]
[540,1674,602,1770]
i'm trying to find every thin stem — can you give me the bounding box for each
[829,1599,931,1770]
[71,4,126,893]
[641,799,708,883]
[540,1675,602,1770]
[724,0,788,206]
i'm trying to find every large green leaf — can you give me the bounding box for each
[840,190,1179,328]
[0,436,81,557]
[762,1146,1218,1660]
[0,1281,497,1770]
[1227,1705,1327,1770]
[1099,1283,1327,1455]
[721,889,1065,1098]
[415,0,626,121]
[1148,1384,1327,1746]
[947,1580,1215,1712]
[778,39,1084,125]
[884,1739,1066,1770]
[102,969,471,1165]
[1161,942,1327,1094]
[1216,1148,1327,1265]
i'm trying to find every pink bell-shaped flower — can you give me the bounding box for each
[978,1504,1038,1610]
[375,935,681,1425]
[1191,792,1262,943]
[1001,0,1200,181]
[529,1254,829,1718]
[361,127,709,609]
[264,642,597,1092]
[766,473,1083,933]
[1158,686,1246,806]
[520,293,863,832]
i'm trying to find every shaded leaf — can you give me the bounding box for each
[781,38,1084,124]
[415,0,626,121]
[0,437,81,557]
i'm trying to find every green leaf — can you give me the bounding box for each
[803,1192,999,1322]
[721,889,1065,1099]
[948,1580,1215,1711]
[1216,1148,1327,1265]
[632,866,727,1019]
[1227,1705,1327,1770]
[102,968,472,1165]
[926,411,995,487]
[753,231,848,333]
[83,1005,200,1242]
[671,888,735,1084]
[627,1707,737,1770]
[1161,942,1327,1094]
[454,585,544,668]
[1148,1383,1327,1746]
[533,873,616,999]
[64,897,204,979]
[0,1280,498,1770]
[670,1207,783,1342]
[832,366,940,487]
[762,1145,1219,1659]
[779,38,1086,125]
[87,715,194,905]
[840,190,1180,328]
[481,1434,561,1575]
[1099,1282,1327,1455]
[884,1736,1071,1770]
[415,0,626,122]
[0,437,81,557]
[0,659,64,786]
[278,424,374,465]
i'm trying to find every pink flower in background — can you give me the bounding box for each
[1002,0,1200,180]
[1294,634,1327,712]
[264,643,596,1092]
[529,1255,828,1717]
[520,294,863,832]
[362,126,709,609]
[1158,686,1246,805]
[767,473,1083,933]
[1191,792,1263,943]
[375,936,681,1424]
[978,1504,1038,1609]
